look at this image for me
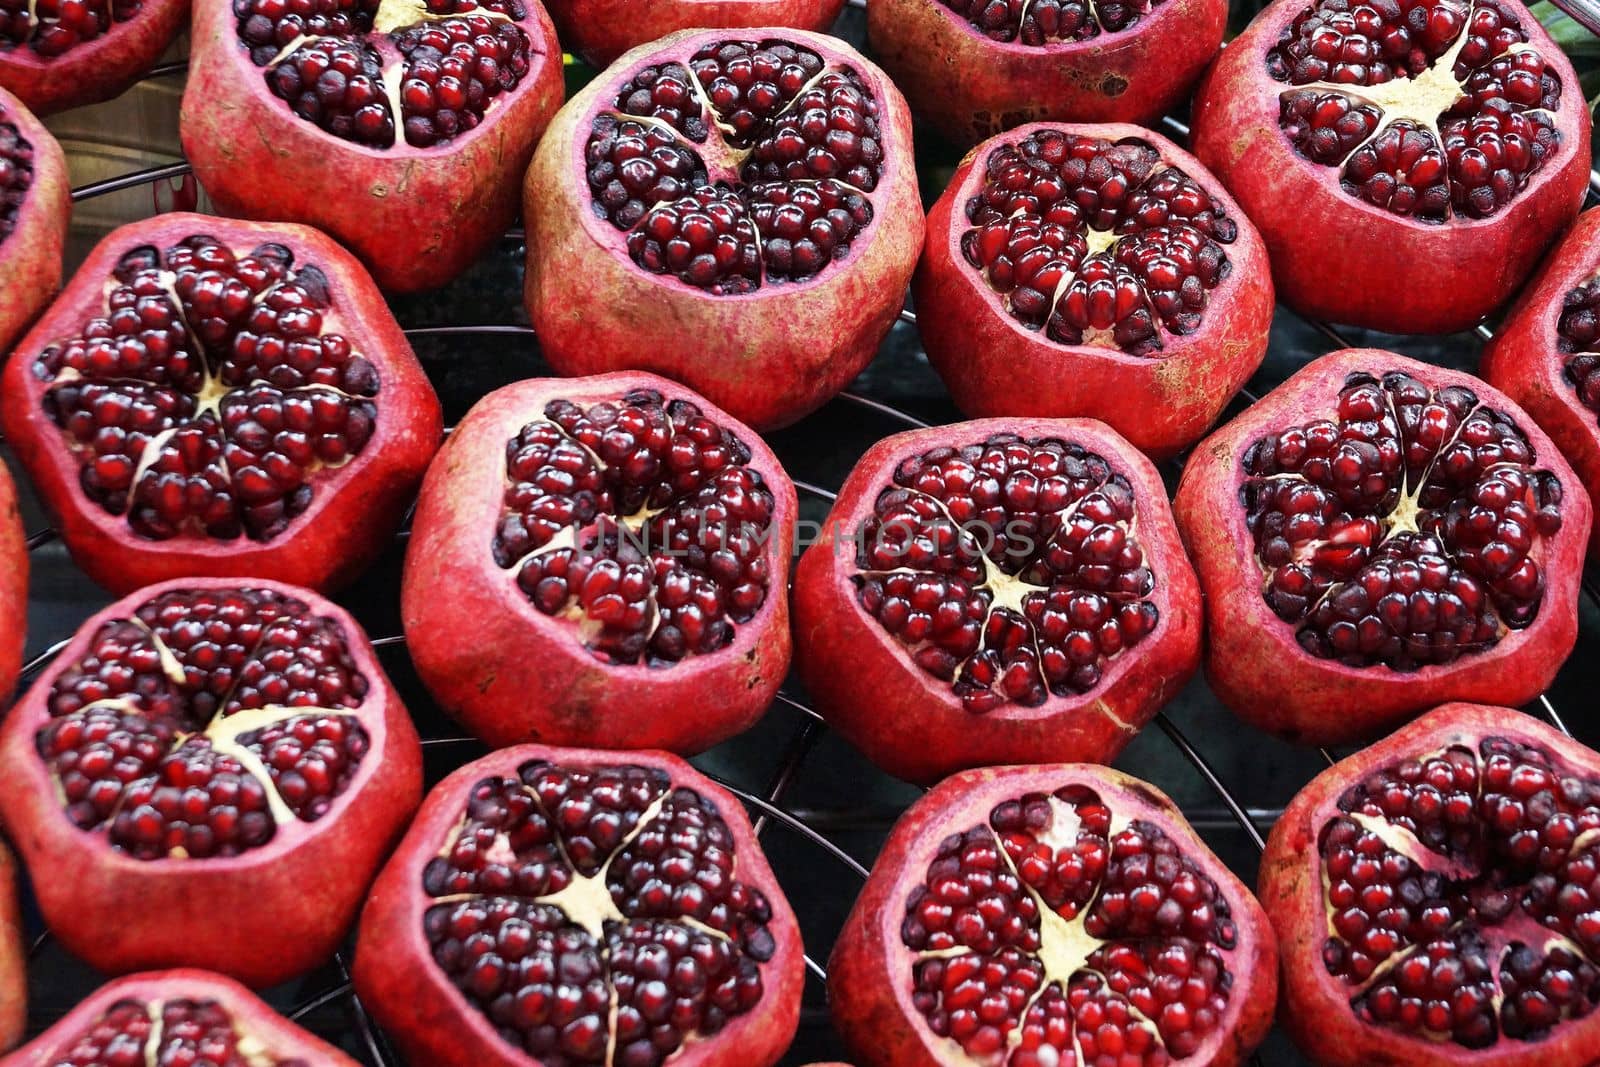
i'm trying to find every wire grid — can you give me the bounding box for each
[9,1,1600,1061]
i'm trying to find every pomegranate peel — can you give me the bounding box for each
[794,416,1201,785]
[354,744,804,1067]
[829,762,1279,1066]
[0,0,189,115]
[0,577,423,987]
[0,86,68,358]
[0,842,22,1053]
[0,465,25,706]
[544,0,847,68]
[915,122,1275,460]
[1174,348,1590,746]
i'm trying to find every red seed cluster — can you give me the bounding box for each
[0,0,137,56]
[1270,0,1564,219]
[1242,369,1565,669]
[853,433,1159,713]
[239,0,533,148]
[493,389,776,668]
[960,130,1239,355]
[0,110,34,246]
[1319,735,1600,1046]
[939,0,1165,43]
[901,785,1240,1061]
[1556,277,1600,421]
[585,39,884,290]
[49,997,309,1067]
[419,758,777,1067]
[38,586,371,860]
[33,235,381,542]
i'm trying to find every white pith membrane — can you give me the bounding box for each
[1315,735,1600,1046]
[939,0,1167,43]
[36,587,373,860]
[1241,369,1565,670]
[850,434,1161,714]
[32,236,381,543]
[418,761,779,1067]
[63,996,301,1067]
[900,785,1247,1064]
[0,0,136,54]
[1268,0,1563,220]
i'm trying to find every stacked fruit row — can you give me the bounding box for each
[3,0,1600,1064]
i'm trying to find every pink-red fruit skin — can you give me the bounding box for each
[181,0,565,292]
[1173,349,1591,746]
[794,417,1201,785]
[0,88,68,358]
[1,213,443,596]
[353,744,805,1067]
[0,843,22,1053]
[1260,703,1600,1067]
[0,0,189,116]
[1484,207,1600,556]
[916,122,1274,460]
[403,372,796,753]
[545,0,847,67]
[828,763,1279,1067]
[867,0,1225,147]
[0,969,361,1065]
[1190,0,1589,335]
[0,578,423,987]
[523,28,925,432]
[0,466,26,706]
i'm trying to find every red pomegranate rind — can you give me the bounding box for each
[544,0,847,67]
[867,0,1225,147]
[916,123,1274,460]
[1191,0,1589,335]
[1484,208,1600,556]
[3,969,361,1065]
[1173,349,1590,746]
[524,28,924,431]
[354,745,804,1067]
[1262,703,1600,1066]
[182,0,564,292]
[0,843,23,1052]
[0,465,25,705]
[794,417,1201,785]
[0,578,423,986]
[0,86,68,358]
[403,371,796,753]
[830,763,1278,1067]
[0,0,187,115]
[0,213,443,596]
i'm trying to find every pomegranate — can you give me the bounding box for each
[829,763,1279,1066]
[0,0,186,115]
[404,372,796,753]
[1483,207,1600,557]
[866,0,1226,147]
[0,842,22,1053]
[915,123,1274,460]
[0,464,26,705]
[523,29,924,431]
[1190,0,1590,335]
[543,0,847,68]
[0,578,423,986]
[1173,349,1591,746]
[353,745,804,1067]
[0,969,361,1064]
[794,418,1200,785]
[1262,703,1600,1065]
[0,87,67,358]
[0,213,443,596]
[182,0,564,292]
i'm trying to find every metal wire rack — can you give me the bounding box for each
[8,0,1600,1063]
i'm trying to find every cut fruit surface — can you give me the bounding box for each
[0,0,188,113]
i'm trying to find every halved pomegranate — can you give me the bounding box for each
[829,763,1279,1066]
[0,0,187,114]
[793,417,1201,785]
[0,463,26,705]
[354,745,804,1067]
[1484,207,1600,557]
[0,87,67,358]
[0,842,23,1053]
[0,213,443,596]
[867,0,1226,147]
[1190,0,1590,334]
[0,578,423,986]
[2,969,361,1064]
[916,123,1274,460]
[1263,703,1600,1065]
[543,0,847,68]
[523,28,924,431]
[1173,349,1591,746]
[404,372,796,753]
[182,0,564,292]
